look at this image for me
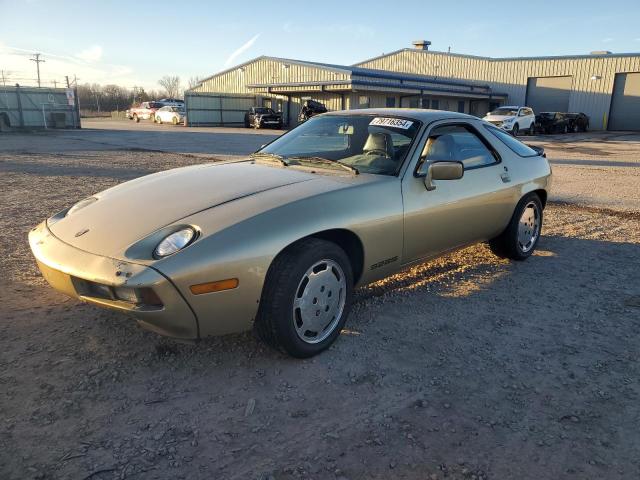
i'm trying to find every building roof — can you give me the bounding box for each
[355,48,640,66]
[196,55,494,91]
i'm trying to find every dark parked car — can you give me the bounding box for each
[535,112,573,134]
[565,112,590,132]
[244,107,282,129]
[298,99,328,122]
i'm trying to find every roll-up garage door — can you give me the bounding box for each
[608,72,640,131]
[526,76,572,113]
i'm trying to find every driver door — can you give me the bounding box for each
[402,121,517,264]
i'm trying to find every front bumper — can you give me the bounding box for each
[28,221,199,339]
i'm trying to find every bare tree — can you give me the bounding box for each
[187,76,201,90]
[158,75,181,99]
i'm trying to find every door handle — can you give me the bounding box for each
[500,166,511,183]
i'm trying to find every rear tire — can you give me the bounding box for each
[489,193,543,261]
[172,116,178,125]
[529,123,535,135]
[255,238,353,358]
[156,116,162,124]
[133,114,139,123]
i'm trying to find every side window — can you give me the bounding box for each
[423,124,498,169]
[484,125,539,157]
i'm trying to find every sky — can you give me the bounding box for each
[1,0,639,91]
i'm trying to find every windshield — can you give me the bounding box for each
[258,115,421,176]
[489,108,518,116]
[255,107,275,114]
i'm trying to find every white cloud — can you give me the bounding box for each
[602,37,614,43]
[75,45,103,63]
[0,42,152,89]
[224,34,260,68]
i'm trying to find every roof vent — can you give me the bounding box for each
[412,40,431,51]
[590,50,612,55]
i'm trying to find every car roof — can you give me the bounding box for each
[324,108,478,122]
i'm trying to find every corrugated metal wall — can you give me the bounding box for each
[0,86,80,128]
[356,50,640,129]
[189,58,350,127]
[193,58,350,94]
[185,93,260,126]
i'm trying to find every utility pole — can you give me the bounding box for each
[30,53,45,87]
[65,75,70,88]
[53,80,58,88]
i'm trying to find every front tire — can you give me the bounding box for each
[156,116,162,124]
[512,124,519,137]
[172,116,178,125]
[255,238,353,358]
[489,193,543,261]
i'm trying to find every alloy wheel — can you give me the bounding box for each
[292,259,346,344]
[517,201,540,253]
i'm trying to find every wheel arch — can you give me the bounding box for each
[532,188,547,208]
[270,228,365,286]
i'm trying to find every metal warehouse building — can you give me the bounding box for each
[187,42,640,130]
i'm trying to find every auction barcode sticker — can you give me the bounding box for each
[370,117,414,129]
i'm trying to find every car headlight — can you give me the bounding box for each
[67,197,98,216]
[502,117,514,123]
[154,228,196,258]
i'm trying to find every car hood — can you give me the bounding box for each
[49,161,318,257]
[483,114,515,122]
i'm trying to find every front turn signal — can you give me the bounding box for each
[190,278,239,295]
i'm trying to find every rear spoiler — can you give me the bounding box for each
[528,145,546,158]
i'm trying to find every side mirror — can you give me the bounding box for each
[422,161,464,191]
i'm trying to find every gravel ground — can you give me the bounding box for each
[1,127,639,480]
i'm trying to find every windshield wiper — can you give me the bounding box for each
[288,156,359,175]
[249,152,289,167]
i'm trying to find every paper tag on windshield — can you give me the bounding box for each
[370,117,413,129]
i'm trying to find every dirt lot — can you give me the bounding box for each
[1,122,639,480]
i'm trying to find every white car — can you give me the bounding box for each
[484,106,535,136]
[154,106,185,125]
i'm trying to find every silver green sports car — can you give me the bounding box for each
[29,109,551,357]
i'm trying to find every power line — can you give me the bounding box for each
[29,53,45,87]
